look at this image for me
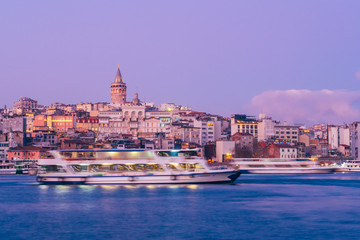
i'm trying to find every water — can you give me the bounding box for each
[1,174,360,240]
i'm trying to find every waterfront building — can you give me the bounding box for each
[13,97,38,114]
[327,125,350,157]
[215,140,235,162]
[350,122,360,159]
[174,112,225,145]
[60,139,92,149]
[257,114,278,142]
[299,134,310,147]
[0,142,10,164]
[158,103,192,112]
[31,132,59,147]
[46,108,64,116]
[194,116,222,145]
[153,137,176,150]
[1,116,26,134]
[297,142,306,158]
[230,114,258,138]
[7,146,48,164]
[141,117,169,135]
[274,125,299,145]
[266,143,297,159]
[231,132,255,158]
[76,117,100,133]
[76,103,93,112]
[169,123,201,145]
[25,114,35,133]
[34,114,76,133]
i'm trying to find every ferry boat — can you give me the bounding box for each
[339,160,360,172]
[231,158,336,174]
[0,164,16,175]
[36,149,240,184]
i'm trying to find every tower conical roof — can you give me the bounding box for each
[114,66,124,83]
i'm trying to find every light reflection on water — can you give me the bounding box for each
[100,185,120,190]
[54,185,71,194]
[38,183,202,194]
[2,174,360,239]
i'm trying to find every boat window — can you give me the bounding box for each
[90,164,113,172]
[146,164,164,172]
[61,152,72,158]
[71,165,89,172]
[42,165,66,173]
[84,152,95,158]
[274,165,292,168]
[248,165,266,168]
[43,153,55,159]
[189,163,204,171]
[88,164,165,172]
[113,164,128,171]
[156,151,199,157]
[166,163,180,171]
[61,151,155,160]
[157,151,170,157]
[179,163,187,170]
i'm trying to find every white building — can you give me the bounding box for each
[193,117,222,145]
[278,145,298,159]
[350,122,360,159]
[257,114,277,142]
[215,140,235,162]
[230,114,258,138]
[98,107,173,139]
[328,125,350,156]
[0,142,10,163]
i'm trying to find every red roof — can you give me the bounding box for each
[268,143,296,149]
[9,146,47,152]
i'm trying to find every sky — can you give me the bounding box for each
[1,0,360,125]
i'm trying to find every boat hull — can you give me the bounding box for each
[37,171,241,185]
[336,168,360,172]
[239,168,336,174]
[0,169,16,175]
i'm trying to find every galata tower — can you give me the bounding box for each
[110,66,127,105]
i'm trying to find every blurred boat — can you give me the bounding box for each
[0,164,16,175]
[231,158,336,174]
[36,149,240,184]
[337,160,360,172]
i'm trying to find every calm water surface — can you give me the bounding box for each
[1,174,360,240]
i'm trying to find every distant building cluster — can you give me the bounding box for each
[0,67,357,166]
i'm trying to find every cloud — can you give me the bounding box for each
[356,71,360,79]
[246,89,360,125]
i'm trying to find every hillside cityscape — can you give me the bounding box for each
[0,67,357,167]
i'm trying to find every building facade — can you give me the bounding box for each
[230,114,258,138]
[274,125,299,145]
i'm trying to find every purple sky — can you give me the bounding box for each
[1,1,360,124]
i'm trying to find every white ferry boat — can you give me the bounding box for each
[0,164,16,175]
[339,160,360,172]
[36,149,240,184]
[231,158,336,174]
